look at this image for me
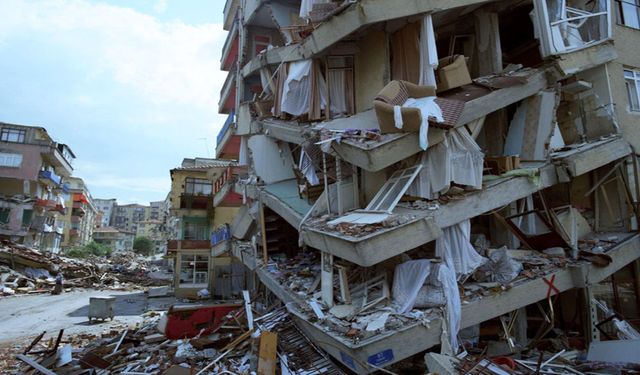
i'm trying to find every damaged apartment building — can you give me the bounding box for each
[0,123,76,253]
[213,0,640,372]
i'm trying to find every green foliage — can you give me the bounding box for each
[64,241,112,258]
[133,236,154,256]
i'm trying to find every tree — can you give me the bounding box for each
[133,236,154,256]
[64,241,111,258]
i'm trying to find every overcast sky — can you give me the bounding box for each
[0,0,228,204]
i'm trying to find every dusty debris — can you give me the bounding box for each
[0,242,169,296]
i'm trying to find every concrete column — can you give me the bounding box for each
[321,251,334,307]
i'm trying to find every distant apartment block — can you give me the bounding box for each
[93,198,116,227]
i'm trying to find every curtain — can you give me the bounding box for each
[328,69,347,114]
[418,14,439,87]
[391,22,420,83]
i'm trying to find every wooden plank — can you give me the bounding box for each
[257,331,278,375]
[16,354,57,375]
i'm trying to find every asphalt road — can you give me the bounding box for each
[0,289,176,344]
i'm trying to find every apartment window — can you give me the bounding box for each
[184,178,212,195]
[21,209,33,226]
[0,128,26,143]
[624,69,640,111]
[179,254,209,286]
[0,153,23,168]
[0,208,9,224]
[616,0,640,29]
[183,221,208,240]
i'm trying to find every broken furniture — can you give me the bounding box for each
[373,80,436,134]
[436,55,473,92]
[88,297,115,322]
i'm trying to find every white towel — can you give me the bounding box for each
[393,105,403,129]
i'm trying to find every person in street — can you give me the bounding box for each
[52,273,64,295]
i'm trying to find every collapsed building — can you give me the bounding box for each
[213,0,640,372]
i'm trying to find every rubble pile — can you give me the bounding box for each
[0,242,168,296]
[9,306,345,374]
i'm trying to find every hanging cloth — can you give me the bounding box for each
[418,13,438,88]
[436,219,487,278]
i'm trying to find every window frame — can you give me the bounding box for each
[624,68,640,112]
[0,152,23,168]
[615,0,640,29]
[0,128,26,143]
[184,177,212,196]
[179,253,209,287]
[365,165,423,213]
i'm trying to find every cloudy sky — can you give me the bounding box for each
[0,0,228,204]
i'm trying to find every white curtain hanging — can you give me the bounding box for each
[281,60,313,116]
[436,219,487,278]
[418,13,439,87]
[328,69,347,114]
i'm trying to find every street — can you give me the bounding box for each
[0,289,177,344]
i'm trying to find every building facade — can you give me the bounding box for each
[93,198,117,228]
[218,0,640,372]
[93,226,135,253]
[0,123,75,253]
[60,177,98,248]
[166,157,244,298]
[112,203,150,233]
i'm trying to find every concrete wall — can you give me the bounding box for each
[213,206,239,227]
[355,28,389,113]
[610,21,640,149]
[0,143,45,181]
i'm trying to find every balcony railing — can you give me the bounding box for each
[38,170,62,186]
[167,239,211,253]
[217,112,235,147]
[179,194,213,210]
[211,224,231,246]
[35,198,56,208]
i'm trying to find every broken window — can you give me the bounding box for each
[624,68,640,111]
[615,0,640,29]
[179,254,209,286]
[365,165,422,213]
[534,0,611,56]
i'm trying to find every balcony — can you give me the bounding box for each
[213,166,246,207]
[38,170,62,186]
[41,145,73,177]
[223,0,240,31]
[221,20,239,71]
[34,198,56,209]
[166,239,211,255]
[218,69,237,115]
[73,193,89,204]
[179,194,213,210]
[216,112,241,159]
[69,229,79,237]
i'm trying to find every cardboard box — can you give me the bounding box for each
[436,55,472,93]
